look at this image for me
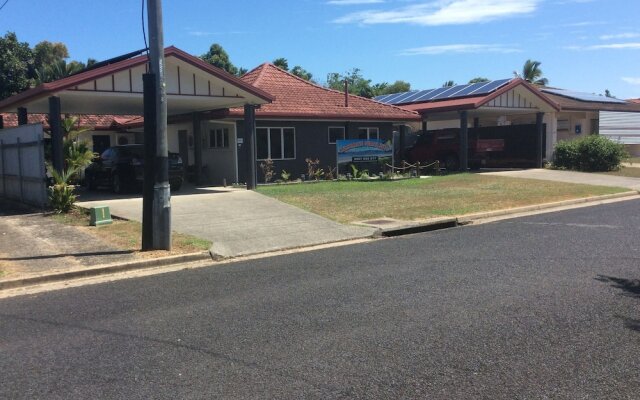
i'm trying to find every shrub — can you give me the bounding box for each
[48,165,78,213]
[260,159,274,183]
[280,169,291,182]
[553,135,627,172]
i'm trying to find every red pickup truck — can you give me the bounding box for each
[406,129,504,170]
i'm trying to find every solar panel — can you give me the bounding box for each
[376,78,514,105]
[470,78,511,95]
[374,93,394,103]
[431,84,469,100]
[542,88,628,104]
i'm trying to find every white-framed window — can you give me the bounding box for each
[209,128,229,149]
[256,127,295,160]
[358,127,379,140]
[328,126,346,144]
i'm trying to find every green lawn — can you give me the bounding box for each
[257,174,627,223]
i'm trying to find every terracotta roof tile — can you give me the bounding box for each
[0,113,139,130]
[233,64,420,121]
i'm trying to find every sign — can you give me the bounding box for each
[476,139,505,152]
[336,139,393,173]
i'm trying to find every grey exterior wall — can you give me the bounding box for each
[236,119,395,184]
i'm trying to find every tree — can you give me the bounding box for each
[0,32,34,100]
[468,77,490,84]
[272,58,289,71]
[35,59,85,84]
[290,65,313,81]
[33,41,69,71]
[326,68,374,98]
[605,89,614,98]
[200,43,238,75]
[442,80,456,87]
[381,80,411,95]
[517,59,548,86]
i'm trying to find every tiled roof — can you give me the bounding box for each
[0,113,140,130]
[231,63,420,121]
[539,91,640,112]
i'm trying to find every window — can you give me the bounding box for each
[256,127,295,160]
[328,127,345,144]
[209,128,229,148]
[357,127,379,140]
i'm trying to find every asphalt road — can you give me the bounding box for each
[1,200,640,399]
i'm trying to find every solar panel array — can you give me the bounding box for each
[541,88,628,104]
[375,79,512,105]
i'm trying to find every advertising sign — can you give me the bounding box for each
[336,139,393,173]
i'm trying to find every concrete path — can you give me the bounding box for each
[78,188,376,258]
[483,168,640,190]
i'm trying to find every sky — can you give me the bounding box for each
[1,0,640,99]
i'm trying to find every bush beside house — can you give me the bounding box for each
[553,135,628,172]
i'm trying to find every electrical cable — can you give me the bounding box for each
[142,0,148,52]
[0,0,10,12]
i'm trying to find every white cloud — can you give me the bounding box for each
[567,42,640,50]
[327,0,384,4]
[400,43,521,55]
[600,32,640,40]
[334,0,539,26]
[622,77,640,85]
[561,21,606,27]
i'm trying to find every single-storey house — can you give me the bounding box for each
[1,48,420,187]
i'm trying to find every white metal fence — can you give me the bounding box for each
[0,124,47,207]
[600,111,640,145]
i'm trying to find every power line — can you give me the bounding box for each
[142,0,148,52]
[0,0,10,12]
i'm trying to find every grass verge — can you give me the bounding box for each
[257,173,627,224]
[51,208,212,257]
[600,167,640,178]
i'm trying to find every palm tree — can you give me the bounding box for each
[516,59,548,86]
[442,80,456,88]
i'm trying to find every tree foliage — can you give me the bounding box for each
[442,80,456,87]
[0,32,34,100]
[201,43,239,75]
[326,68,375,98]
[517,59,548,86]
[272,57,289,71]
[468,77,490,84]
[33,41,69,71]
[290,65,313,81]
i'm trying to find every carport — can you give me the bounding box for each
[0,46,273,186]
[376,78,560,169]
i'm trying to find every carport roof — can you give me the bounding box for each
[392,79,560,114]
[0,46,274,116]
[540,89,640,112]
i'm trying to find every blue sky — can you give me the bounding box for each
[2,0,640,98]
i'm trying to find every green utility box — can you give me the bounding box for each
[90,206,113,226]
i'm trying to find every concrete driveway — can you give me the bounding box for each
[77,187,376,258]
[483,168,640,190]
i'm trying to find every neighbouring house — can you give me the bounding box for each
[538,88,640,156]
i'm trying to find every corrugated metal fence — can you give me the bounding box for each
[0,124,47,207]
[600,111,640,145]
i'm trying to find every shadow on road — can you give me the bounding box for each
[595,274,640,332]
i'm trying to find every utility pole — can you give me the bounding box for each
[147,0,171,250]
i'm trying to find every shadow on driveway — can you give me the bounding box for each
[595,274,640,332]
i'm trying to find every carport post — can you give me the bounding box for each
[193,112,203,185]
[397,125,406,167]
[17,107,28,125]
[459,110,469,171]
[244,104,257,190]
[0,115,4,129]
[536,112,545,168]
[48,97,64,174]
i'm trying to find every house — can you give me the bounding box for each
[120,63,421,184]
[538,88,640,156]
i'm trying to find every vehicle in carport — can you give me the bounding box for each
[85,145,184,193]
[405,124,542,170]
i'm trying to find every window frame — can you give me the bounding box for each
[357,127,380,140]
[208,128,230,149]
[328,126,346,144]
[256,127,296,161]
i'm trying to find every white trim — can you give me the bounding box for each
[256,127,296,161]
[328,126,346,144]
